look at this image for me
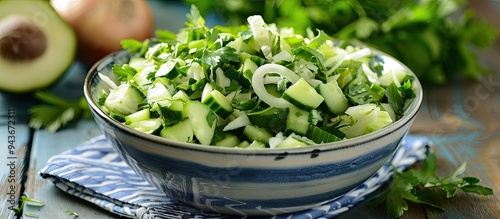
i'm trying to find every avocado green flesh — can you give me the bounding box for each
[0,1,76,93]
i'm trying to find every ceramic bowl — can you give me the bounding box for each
[84,49,423,216]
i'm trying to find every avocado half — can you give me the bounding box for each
[0,0,76,93]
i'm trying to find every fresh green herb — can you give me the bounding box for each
[28,90,92,132]
[369,149,494,218]
[200,46,240,68]
[13,195,44,216]
[187,0,499,85]
[121,39,150,56]
[385,83,404,117]
[24,212,39,217]
[112,64,137,82]
[65,209,79,218]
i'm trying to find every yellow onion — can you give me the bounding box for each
[50,0,154,66]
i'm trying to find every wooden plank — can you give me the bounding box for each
[0,81,35,218]
[23,119,116,218]
[0,123,30,219]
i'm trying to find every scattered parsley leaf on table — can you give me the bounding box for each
[66,209,79,218]
[28,90,92,132]
[369,149,493,218]
[13,195,44,216]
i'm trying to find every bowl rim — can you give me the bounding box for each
[83,49,423,155]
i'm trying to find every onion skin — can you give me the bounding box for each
[50,0,154,67]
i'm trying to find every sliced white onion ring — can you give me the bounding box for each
[252,64,300,108]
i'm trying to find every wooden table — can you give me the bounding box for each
[1,1,499,218]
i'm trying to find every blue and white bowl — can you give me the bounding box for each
[84,49,423,216]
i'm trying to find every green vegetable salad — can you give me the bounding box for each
[97,6,416,148]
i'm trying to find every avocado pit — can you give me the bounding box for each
[0,15,47,62]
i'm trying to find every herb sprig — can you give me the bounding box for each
[13,195,44,216]
[369,149,493,218]
[28,90,92,132]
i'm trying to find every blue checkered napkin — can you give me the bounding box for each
[39,135,428,218]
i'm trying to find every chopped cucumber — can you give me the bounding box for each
[147,79,172,103]
[104,84,144,116]
[172,90,191,102]
[184,101,218,145]
[223,114,250,131]
[237,140,251,148]
[247,140,266,149]
[282,78,324,111]
[153,100,185,126]
[125,108,150,125]
[317,80,349,115]
[131,66,154,94]
[285,105,310,136]
[243,124,272,145]
[155,60,179,79]
[274,135,308,149]
[202,89,234,119]
[306,124,342,144]
[160,119,194,143]
[215,133,241,147]
[128,118,162,134]
[247,107,287,132]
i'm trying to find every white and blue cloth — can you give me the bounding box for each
[40,135,428,218]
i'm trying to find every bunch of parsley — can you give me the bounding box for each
[370,149,493,218]
[187,0,499,85]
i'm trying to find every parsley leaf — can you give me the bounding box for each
[385,83,404,117]
[28,90,92,132]
[112,64,137,82]
[121,39,150,56]
[200,46,240,67]
[370,149,493,218]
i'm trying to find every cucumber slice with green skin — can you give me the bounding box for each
[282,78,324,111]
[147,79,173,103]
[285,105,310,136]
[172,90,191,102]
[223,113,250,132]
[131,65,154,95]
[0,0,76,93]
[154,100,185,126]
[243,124,272,145]
[317,80,349,115]
[242,58,258,81]
[237,140,250,148]
[160,119,193,143]
[184,101,218,145]
[247,140,266,149]
[202,89,234,119]
[306,124,342,144]
[128,118,162,135]
[155,60,179,79]
[215,133,241,147]
[125,108,150,125]
[247,107,287,133]
[104,84,144,116]
[274,135,308,149]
